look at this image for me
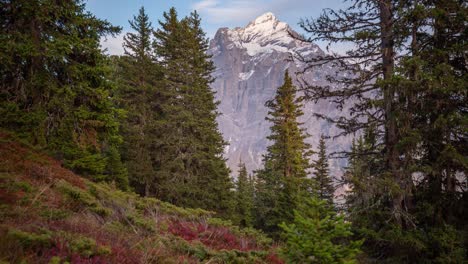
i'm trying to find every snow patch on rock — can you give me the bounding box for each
[239,70,254,80]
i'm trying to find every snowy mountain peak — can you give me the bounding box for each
[244,12,288,40]
[252,12,278,25]
[208,13,344,182]
[212,12,314,57]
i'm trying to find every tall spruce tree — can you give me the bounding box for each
[313,135,334,204]
[298,0,410,229]
[153,8,233,216]
[396,1,467,261]
[300,0,467,262]
[0,0,127,188]
[254,72,313,236]
[234,161,254,227]
[297,0,417,260]
[115,7,161,195]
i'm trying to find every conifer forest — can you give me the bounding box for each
[0,0,466,263]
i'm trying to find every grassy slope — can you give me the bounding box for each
[0,132,283,264]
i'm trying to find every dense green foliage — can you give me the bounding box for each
[113,7,161,196]
[0,0,128,188]
[0,1,233,218]
[233,161,255,227]
[301,0,467,262]
[280,197,362,264]
[312,135,334,204]
[254,72,313,236]
[151,8,233,215]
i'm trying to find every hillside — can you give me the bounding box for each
[0,132,283,263]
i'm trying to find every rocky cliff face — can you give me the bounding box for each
[209,12,350,179]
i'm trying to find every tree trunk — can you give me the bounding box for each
[379,0,404,227]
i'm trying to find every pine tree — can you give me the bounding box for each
[280,196,362,264]
[234,161,254,227]
[313,135,334,204]
[0,0,127,187]
[300,1,467,261]
[343,126,386,258]
[297,0,419,260]
[123,7,153,61]
[254,72,313,236]
[104,146,129,190]
[299,0,411,229]
[344,125,382,216]
[115,6,160,196]
[153,8,233,216]
[395,1,467,261]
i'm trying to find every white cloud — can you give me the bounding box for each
[192,0,268,24]
[100,32,125,55]
[193,0,219,10]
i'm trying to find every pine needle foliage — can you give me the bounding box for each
[234,161,254,227]
[152,8,233,216]
[254,72,313,236]
[313,135,334,204]
[299,0,467,261]
[280,197,362,264]
[0,0,128,188]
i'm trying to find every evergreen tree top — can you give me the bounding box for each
[263,71,311,178]
[124,6,153,61]
[313,134,334,204]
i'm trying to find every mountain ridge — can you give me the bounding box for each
[209,12,350,182]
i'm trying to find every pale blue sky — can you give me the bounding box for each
[85,0,346,54]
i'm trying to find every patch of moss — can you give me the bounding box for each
[126,213,156,233]
[90,206,113,217]
[87,182,135,208]
[39,208,70,220]
[56,180,97,209]
[103,220,128,234]
[68,236,110,257]
[0,177,33,199]
[96,245,112,255]
[69,236,97,257]
[7,228,52,250]
[11,181,33,193]
[48,256,61,264]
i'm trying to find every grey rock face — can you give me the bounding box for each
[209,12,350,180]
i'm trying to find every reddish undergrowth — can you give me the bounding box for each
[0,132,85,189]
[168,220,261,251]
[0,131,285,263]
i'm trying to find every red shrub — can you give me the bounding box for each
[168,220,262,251]
[265,252,285,264]
[176,255,198,264]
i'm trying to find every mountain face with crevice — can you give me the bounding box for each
[209,12,351,180]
